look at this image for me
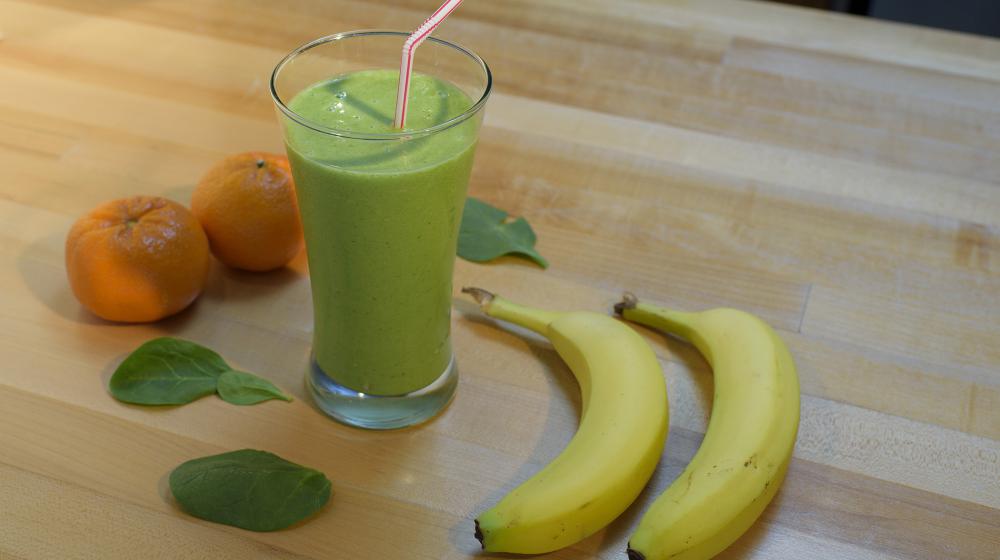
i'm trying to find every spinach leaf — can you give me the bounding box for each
[217,370,293,405]
[458,197,548,268]
[109,337,291,407]
[109,337,229,405]
[169,449,331,532]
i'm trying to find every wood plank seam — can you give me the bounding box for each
[796,283,814,334]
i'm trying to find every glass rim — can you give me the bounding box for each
[270,30,492,141]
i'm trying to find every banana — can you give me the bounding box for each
[615,294,800,560]
[464,287,669,554]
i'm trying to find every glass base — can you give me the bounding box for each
[306,355,458,430]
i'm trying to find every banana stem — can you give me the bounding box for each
[462,287,559,335]
[614,292,698,342]
[626,547,645,560]
[462,286,495,307]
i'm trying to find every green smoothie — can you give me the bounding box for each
[284,69,478,396]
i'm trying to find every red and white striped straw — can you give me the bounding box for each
[393,0,465,129]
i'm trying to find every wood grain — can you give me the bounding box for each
[1,0,998,558]
[1,463,314,560]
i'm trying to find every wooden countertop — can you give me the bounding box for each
[2,1,998,558]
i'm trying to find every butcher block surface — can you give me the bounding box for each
[1,0,999,558]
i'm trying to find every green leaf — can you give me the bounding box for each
[109,337,229,405]
[169,449,331,532]
[458,197,548,268]
[217,370,293,405]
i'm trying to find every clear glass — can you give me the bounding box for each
[271,31,491,429]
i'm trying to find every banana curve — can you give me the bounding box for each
[619,296,800,560]
[465,288,669,554]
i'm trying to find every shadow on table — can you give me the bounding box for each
[200,252,307,304]
[17,227,304,329]
[17,230,105,325]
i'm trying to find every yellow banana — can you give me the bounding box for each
[616,294,800,560]
[464,287,669,554]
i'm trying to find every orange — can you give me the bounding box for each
[191,152,303,271]
[65,196,211,323]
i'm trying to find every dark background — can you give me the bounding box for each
[768,0,1000,38]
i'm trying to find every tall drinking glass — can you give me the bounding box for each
[270,31,491,429]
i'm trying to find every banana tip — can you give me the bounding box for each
[614,292,639,316]
[473,519,484,549]
[626,547,645,560]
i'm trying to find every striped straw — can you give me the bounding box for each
[393,0,465,129]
